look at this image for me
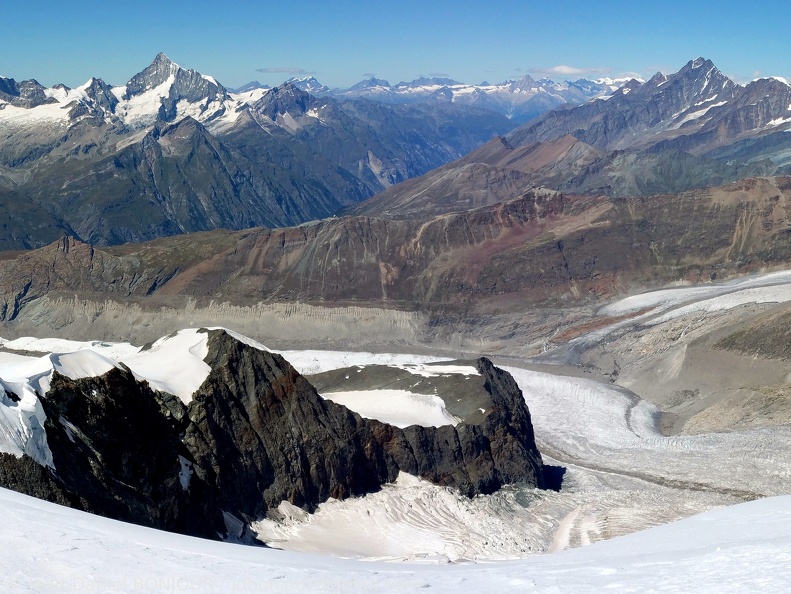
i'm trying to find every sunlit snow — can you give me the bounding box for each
[3,486,791,592]
[322,390,460,428]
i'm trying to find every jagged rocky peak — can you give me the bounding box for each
[644,71,668,88]
[621,78,643,91]
[83,77,119,113]
[189,329,546,507]
[608,77,643,97]
[658,57,739,112]
[508,74,538,92]
[124,52,180,97]
[688,56,711,69]
[0,77,56,108]
[674,56,733,90]
[631,57,733,102]
[286,76,329,95]
[123,52,227,106]
[253,82,317,119]
[0,76,18,98]
[508,56,747,151]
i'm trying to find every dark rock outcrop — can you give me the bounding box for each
[185,330,544,522]
[0,77,56,109]
[0,329,545,538]
[252,82,316,121]
[83,77,119,115]
[38,366,221,538]
[0,453,74,506]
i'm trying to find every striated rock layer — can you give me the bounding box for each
[6,177,791,324]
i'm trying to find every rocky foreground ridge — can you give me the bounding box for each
[0,329,545,539]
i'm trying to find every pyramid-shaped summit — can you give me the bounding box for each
[120,52,228,120]
[124,52,181,97]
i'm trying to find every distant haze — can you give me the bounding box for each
[3,0,790,88]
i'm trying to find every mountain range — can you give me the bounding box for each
[7,56,791,337]
[3,176,791,339]
[6,56,791,250]
[357,58,791,218]
[8,53,791,583]
[274,73,631,122]
[0,54,517,249]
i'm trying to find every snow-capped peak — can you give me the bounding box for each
[285,77,329,95]
[752,75,791,87]
[124,53,181,98]
[690,56,708,69]
[153,51,179,70]
[593,76,644,87]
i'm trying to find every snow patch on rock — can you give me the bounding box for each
[321,390,460,428]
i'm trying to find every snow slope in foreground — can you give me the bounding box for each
[3,486,791,593]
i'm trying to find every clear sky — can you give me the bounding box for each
[2,0,788,89]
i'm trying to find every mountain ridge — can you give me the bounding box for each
[354,57,791,217]
[5,176,791,331]
[0,54,517,249]
[286,72,633,122]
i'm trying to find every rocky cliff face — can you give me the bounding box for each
[83,78,119,115]
[123,52,228,122]
[0,330,545,538]
[509,58,738,152]
[184,330,544,520]
[40,367,219,537]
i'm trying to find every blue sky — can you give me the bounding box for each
[2,0,788,89]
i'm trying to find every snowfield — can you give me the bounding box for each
[3,486,791,593]
[322,390,461,428]
[598,268,791,319]
[277,349,447,375]
[0,328,259,405]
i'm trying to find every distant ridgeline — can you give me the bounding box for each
[0,53,525,250]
